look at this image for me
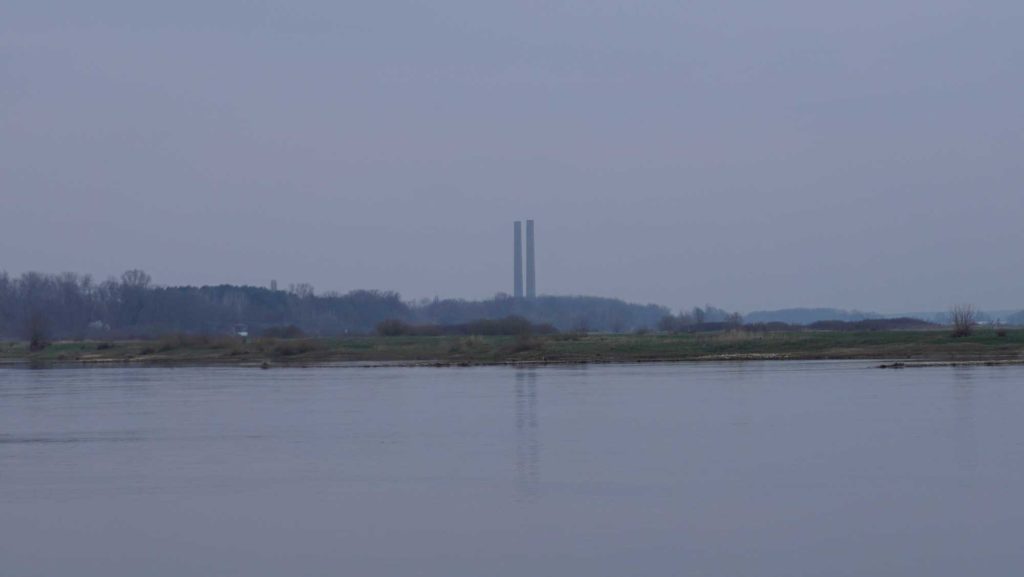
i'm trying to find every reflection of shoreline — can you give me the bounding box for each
[515,370,540,499]
[879,359,1024,369]
[952,368,978,476]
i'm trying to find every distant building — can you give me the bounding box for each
[512,220,537,298]
[514,221,523,298]
[526,219,536,299]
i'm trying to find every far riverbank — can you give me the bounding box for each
[2,330,1023,368]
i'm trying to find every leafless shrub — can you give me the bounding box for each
[571,318,590,335]
[509,334,543,353]
[950,304,976,337]
[25,311,50,351]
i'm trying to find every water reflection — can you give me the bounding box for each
[951,368,978,477]
[514,369,540,500]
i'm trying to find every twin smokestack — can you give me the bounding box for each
[513,220,536,299]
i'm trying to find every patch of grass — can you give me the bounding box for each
[271,339,324,357]
[158,333,241,352]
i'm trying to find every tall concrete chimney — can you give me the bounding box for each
[514,221,524,298]
[526,219,536,299]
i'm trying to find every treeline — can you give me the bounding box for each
[413,295,669,333]
[376,316,557,337]
[655,312,938,334]
[743,307,878,325]
[0,270,407,340]
[740,318,938,333]
[657,305,743,332]
[0,269,963,343]
[805,318,937,331]
[0,270,670,340]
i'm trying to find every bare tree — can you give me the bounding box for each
[289,283,315,299]
[25,310,49,351]
[121,269,151,289]
[120,269,152,326]
[658,315,677,333]
[950,304,976,337]
[610,316,626,334]
[572,317,590,334]
[692,307,706,325]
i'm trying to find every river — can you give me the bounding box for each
[2,362,1022,576]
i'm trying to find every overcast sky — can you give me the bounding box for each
[2,1,1021,313]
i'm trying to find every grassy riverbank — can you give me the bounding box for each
[2,329,1024,367]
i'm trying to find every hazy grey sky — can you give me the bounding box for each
[2,1,1021,313]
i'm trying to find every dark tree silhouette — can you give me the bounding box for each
[950,304,976,337]
[25,310,49,351]
[0,269,676,338]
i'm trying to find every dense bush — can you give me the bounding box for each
[742,322,798,333]
[658,307,742,333]
[376,319,441,337]
[260,325,306,339]
[271,339,322,357]
[808,318,937,331]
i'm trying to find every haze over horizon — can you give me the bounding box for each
[3,1,1022,314]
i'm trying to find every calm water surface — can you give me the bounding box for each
[2,362,1023,576]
